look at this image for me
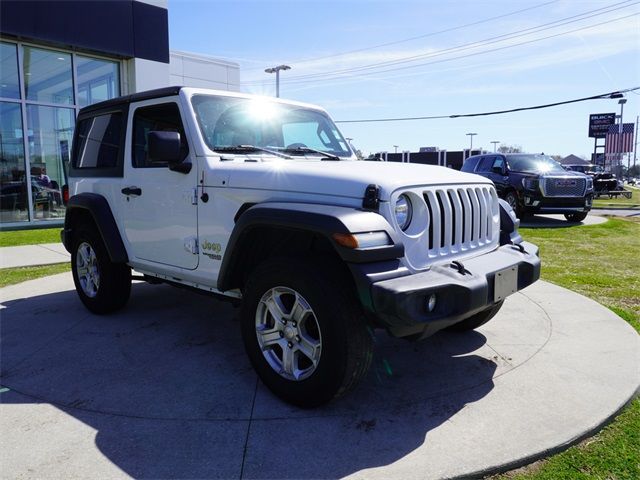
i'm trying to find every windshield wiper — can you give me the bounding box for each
[213,145,292,159]
[281,146,342,161]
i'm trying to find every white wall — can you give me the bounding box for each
[170,51,240,92]
[127,51,240,94]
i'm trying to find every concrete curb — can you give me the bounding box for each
[460,389,639,479]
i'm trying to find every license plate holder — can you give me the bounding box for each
[494,266,518,302]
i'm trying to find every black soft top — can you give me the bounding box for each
[78,86,183,115]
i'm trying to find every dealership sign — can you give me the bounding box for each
[589,113,616,138]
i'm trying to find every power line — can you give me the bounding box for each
[242,0,560,72]
[254,11,639,87]
[242,0,638,85]
[334,87,640,123]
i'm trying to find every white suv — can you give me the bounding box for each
[62,87,540,407]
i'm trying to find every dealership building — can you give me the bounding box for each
[0,0,239,228]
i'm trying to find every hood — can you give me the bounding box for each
[206,158,492,201]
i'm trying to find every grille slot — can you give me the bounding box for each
[542,177,587,197]
[422,185,497,258]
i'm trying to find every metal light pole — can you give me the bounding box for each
[466,133,477,155]
[264,64,291,98]
[491,140,500,152]
[345,137,354,152]
[618,98,626,177]
[393,145,399,153]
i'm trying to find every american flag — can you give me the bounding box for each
[605,123,635,154]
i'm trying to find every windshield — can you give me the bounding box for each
[507,155,566,174]
[191,94,352,158]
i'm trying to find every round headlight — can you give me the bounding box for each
[395,194,412,231]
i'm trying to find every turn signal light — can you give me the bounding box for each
[332,233,359,249]
[333,231,392,249]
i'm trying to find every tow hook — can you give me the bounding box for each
[511,242,528,254]
[450,260,471,275]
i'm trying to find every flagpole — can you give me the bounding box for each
[617,99,626,178]
[634,115,638,173]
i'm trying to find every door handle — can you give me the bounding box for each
[121,186,142,196]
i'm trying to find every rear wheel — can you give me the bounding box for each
[564,212,588,222]
[241,258,373,407]
[447,301,504,331]
[71,225,131,314]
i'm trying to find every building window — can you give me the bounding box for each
[0,102,28,223]
[0,42,20,99]
[23,46,74,105]
[0,39,121,226]
[76,56,120,107]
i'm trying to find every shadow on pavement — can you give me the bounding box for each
[519,214,582,228]
[1,282,496,479]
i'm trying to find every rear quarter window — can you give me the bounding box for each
[73,113,122,169]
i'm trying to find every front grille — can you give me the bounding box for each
[422,185,498,257]
[542,177,587,197]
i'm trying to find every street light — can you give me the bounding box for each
[264,64,291,98]
[618,98,627,177]
[393,145,399,153]
[491,140,500,152]
[466,133,477,153]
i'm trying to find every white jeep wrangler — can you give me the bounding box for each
[62,87,540,407]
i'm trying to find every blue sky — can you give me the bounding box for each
[168,0,640,158]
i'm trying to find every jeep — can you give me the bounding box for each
[461,153,594,222]
[61,87,540,407]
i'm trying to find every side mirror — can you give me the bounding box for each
[492,165,507,175]
[148,131,191,173]
[148,131,181,164]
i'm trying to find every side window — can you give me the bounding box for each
[476,156,494,172]
[73,113,122,169]
[492,156,505,172]
[132,102,188,168]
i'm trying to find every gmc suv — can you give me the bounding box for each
[62,87,540,407]
[462,153,593,222]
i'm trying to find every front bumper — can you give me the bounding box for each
[352,241,540,339]
[520,191,593,214]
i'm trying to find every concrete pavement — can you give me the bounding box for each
[520,214,608,228]
[1,274,638,479]
[0,243,69,268]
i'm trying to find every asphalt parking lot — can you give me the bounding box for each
[1,273,638,479]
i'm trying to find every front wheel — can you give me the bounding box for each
[564,212,588,222]
[71,225,131,314]
[504,191,521,217]
[241,258,373,407]
[447,301,504,332]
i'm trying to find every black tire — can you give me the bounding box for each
[241,257,373,407]
[564,212,588,222]
[71,225,131,314]
[504,191,521,217]
[447,301,504,332]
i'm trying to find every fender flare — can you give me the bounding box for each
[63,193,128,263]
[217,202,404,292]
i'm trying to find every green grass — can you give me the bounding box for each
[496,216,640,479]
[0,263,70,288]
[0,227,62,247]
[592,185,640,208]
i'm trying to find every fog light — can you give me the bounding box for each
[427,293,437,312]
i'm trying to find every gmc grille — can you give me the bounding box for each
[542,177,587,197]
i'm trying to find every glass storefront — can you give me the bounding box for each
[0,40,121,225]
